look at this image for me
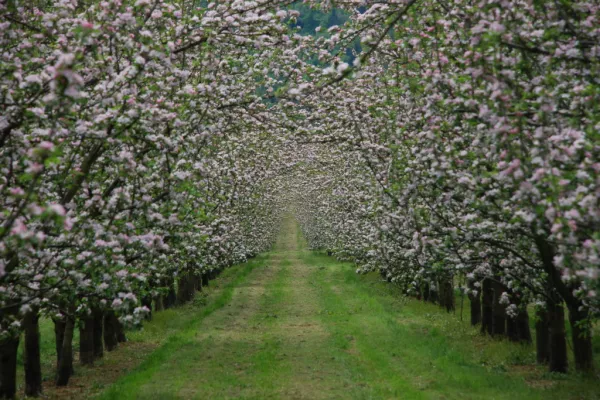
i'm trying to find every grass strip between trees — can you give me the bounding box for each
[98,254,269,400]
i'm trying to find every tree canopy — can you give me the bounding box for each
[0,0,599,397]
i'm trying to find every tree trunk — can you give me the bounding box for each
[507,313,518,342]
[535,308,550,364]
[177,275,188,305]
[201,273,209,288]
[548,303,568,373]
[480,278,493,335]
[422,281,430,302]
[506,293,531,343]
[186,275,196,300]
[103,311,118,352]
[116,319,127,343]
[0,257,20,398]
[533,234,589,371]
[568,304,593,372]
[23,311,42,397]
[92,308,104,360]
[516,308,532,343]
[177,274,195,305]
[209,269,218,280]
[415,288,422,300]
[56,316,75,386]
[0,336,19,399]
[53,318,66,370]
[491,279,506,336]
[79,315,95,365]
[380,269,390,283]
[468,282,481,326]
[163,278,177,309]
[428,281,438,304]
[154,295,164,312]
[438,278,455,313]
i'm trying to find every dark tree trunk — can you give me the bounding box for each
[568,305,594,372]
[428,281,438,304]
[506,293,531,343]
[154,295,164,312]
[516,308,532,343]
[116,319,127,343]
[141,295,153,321]
[23,311,42,397]
[380,270,391,283]
[491,279,506,336]
[103,311,119,352]
[211,268,221,280]
[0,258,19,399]
[535,308,550,364]
[201,273,209,288]
[534,234,590,371]
[422,281,430,302]
[56,316,75,386]
[468,281,481,326]
[480,278,493,335]
[92,308,104,360]
[507,313,518,342]
[548,303,568,373]
[53,318,66,370]
[163,278,177,309]
[79,315,95,365]
[506,310,532,343]
[438,278,455,313]
[177,275,188,304]
[177,274,195,305]
[0,336,19,399]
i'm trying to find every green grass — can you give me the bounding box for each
[14,254,269,399]
[303,251,600,399]
[99,253,270,399]
[20,220,599,399]
[95,220,599,399]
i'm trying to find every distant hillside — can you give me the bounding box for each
[289,3,360,64]
[290,3,349,35]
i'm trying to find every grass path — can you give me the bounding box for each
[98,218,599,400]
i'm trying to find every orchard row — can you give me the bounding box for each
[0,0,299,397]
[292,0,599,376]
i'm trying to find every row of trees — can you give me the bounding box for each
[289,0,599,375]
[0,0,303,397]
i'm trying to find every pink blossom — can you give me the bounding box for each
[48,204,66,217]
[38,141,54,151]
[9,187,25,196]
[489,22,506,33]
